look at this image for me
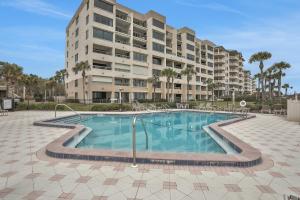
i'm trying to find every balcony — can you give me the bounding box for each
[116,10,131,23]
[133,18,147,29]
[133,32,147,41]
[115,35,130,45]
[115,27,131,37]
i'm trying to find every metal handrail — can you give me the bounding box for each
[132,116,149,167]
[55,104,82,120]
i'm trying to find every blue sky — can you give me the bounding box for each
[0,0,299,92]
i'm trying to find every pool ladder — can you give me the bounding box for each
[54,104,82,121]
[132,116,149,167]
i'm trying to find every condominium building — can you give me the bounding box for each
[65,0,252,103]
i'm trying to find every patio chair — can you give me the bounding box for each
[274,108,287,115]
[0,104,8,116]
[260,105,271,114]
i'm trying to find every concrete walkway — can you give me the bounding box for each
[0,111,299,200]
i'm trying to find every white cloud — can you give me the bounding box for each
[175,0,246,16]
[0,0,71,19]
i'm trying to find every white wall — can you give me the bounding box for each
[287,100,300,122]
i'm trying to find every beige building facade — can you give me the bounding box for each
[65,0,253,103]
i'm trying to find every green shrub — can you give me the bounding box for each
[91,104,132,111]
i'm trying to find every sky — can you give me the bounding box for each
[0,0,299,92]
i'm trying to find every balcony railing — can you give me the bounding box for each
[133,32,146,40]
[116,27,131,36]
[115,53,130,59]
[116,14,131,22]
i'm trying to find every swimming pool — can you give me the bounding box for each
[73,112,238,154]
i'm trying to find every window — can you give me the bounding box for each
[66,40,69,48]
[133,52,147,62]
[186,33,195,42]
[152,69,161,76]
[85,45,88,55]
[152,30,165,41]
[134,93,146,100]
[196,76,200,82]
[187,54,195,61]
[86,30,89,39]
[94,0,113,13]
[187,44,195,51]
[75,54,78,63]
[75,92,78,99]
[94,13,113,27]
[115,78,130,86]
[86,15,89,24]
[66,62,68,68]
[208,62,213,67]
[207,45,213,51]
[153,42,165,53]
[93,60,112,70]
[86,0,89,10]
[152,19,165,29]
[75,80,78,87]
[76,16,79,25]
[133,79,146,87]
[66,51,68,58]
[75,28,79,37]
[93,27,113,41]
[152,57,162,65]
[75,41,79,49]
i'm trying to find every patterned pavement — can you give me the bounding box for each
[0,111,299,200]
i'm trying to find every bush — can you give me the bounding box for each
[65,99,80,103]
[91,104,132,111]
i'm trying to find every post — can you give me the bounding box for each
[132,116,137,167]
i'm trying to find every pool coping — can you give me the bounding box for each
[34,110,262,167]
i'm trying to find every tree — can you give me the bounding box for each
[253,73,261,94]
[181,66,196,102]
[46,78,57,100]
[271,61,291,96]
[282,84,291,96]
[0,62,23,97]
[55,69,67,85]
[161,68,177,102]
[205,78,215,101]
[249,51,272,101]
[147,74,160,102]
[72,61,90,104]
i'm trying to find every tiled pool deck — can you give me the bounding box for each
[0,111,300,200]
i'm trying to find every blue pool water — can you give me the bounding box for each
[75,112,238,154]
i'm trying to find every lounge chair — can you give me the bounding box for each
[205,102,213,111]
[260,106,271,114]
[274,108,287,115]
[0,104,8,116]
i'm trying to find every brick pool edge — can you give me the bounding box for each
[34,111,262,167]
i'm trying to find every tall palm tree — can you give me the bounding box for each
[0,63,23,97]
[55,69,67,85]
[161,68,177,102]
[147,74,160,102]
[46,78,57,100]
[181,66,196,102]
[253,73,261,94]
[72,61,90,104]
[282,84,290,96]
[249,51,272,101]
[271,61,291,96]
[205,78,215,101]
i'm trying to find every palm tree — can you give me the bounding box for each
[147,74,160,102]
[282,84,291,96]
[0,63,23,97]
[205,78,215,101]
[249,51,272,101]
[181,66,196,102]
[161,68,177,102]
[253,73,261,94]
[46,78,57,100]
[72,61,90,104]
[55,69,67,85]
[271,61,291,96]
